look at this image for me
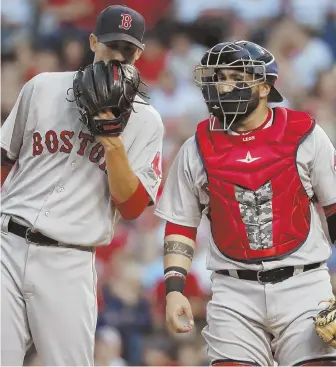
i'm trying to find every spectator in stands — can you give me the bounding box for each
[94,326,127,366]
[149,69,208,126]
[303,66,336,145]
[267,18,334,104]
[61,37,87,70]
[285,0,335,32]
[166,29,206,84]
[37,0,98,50]
[135,33,168,88]
[176,340,205,366]
[1,0,33,55]
[142,334,178,366]
[97,261,152,365]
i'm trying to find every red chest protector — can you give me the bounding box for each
[196,107,315,262]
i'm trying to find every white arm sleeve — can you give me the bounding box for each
[1,78,35,159]
[310,124,336,206]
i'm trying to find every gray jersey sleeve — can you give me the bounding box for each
[310,124,336,206]
[155,136,207,227]
[128,110,164,204]
[1,78,35,160]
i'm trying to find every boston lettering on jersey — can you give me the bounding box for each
[196,107,315,263]
[32,130,107,171]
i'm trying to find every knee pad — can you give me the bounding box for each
[294,357,336,366]
[211,359,259,366]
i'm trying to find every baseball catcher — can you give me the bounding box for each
[154,40,336,367]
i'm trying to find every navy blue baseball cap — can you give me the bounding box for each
[94,5,145,50]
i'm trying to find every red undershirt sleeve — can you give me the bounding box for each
[165,221,197,241]
[112,179,150,220]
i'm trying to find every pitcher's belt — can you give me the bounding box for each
[8,218,94,253]
[215,262,322,284]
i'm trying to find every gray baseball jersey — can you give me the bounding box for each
[155,112,336,271]
[1,72,164,246]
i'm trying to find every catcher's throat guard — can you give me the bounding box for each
[73,60,142,136]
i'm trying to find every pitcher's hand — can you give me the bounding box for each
[166,291,194,333]
[95,111,124,152]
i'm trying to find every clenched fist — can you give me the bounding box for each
[166,291,194,333]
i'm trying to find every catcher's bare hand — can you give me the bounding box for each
[166,291,194,333]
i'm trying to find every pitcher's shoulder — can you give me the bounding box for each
[27,71,76,90]
[133,96,164,129]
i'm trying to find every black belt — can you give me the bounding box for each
[8,219,94,253]
[215,262,321,284]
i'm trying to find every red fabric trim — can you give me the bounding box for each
[231,108,272,134]
[165,222,197,241]
[324,203,336,218]
[112,180,150,220]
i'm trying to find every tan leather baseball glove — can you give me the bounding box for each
[314,299,336,348]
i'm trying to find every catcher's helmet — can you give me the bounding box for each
[194,40,283,130]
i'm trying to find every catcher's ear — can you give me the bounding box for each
[89,34,98,53]
[260,83,271,99]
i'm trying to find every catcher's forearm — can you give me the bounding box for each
[164,233,196,296]
[104,144,139,202]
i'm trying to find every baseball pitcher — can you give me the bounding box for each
[1,5,163,366]
[155,41,336,366]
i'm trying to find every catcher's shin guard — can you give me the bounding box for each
[211,359,259,366]
[294,357,336,366]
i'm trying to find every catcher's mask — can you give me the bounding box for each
[194,40,283,131]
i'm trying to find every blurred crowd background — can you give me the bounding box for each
[1,0,336,365]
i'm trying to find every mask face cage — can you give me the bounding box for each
[194,43,268,131]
